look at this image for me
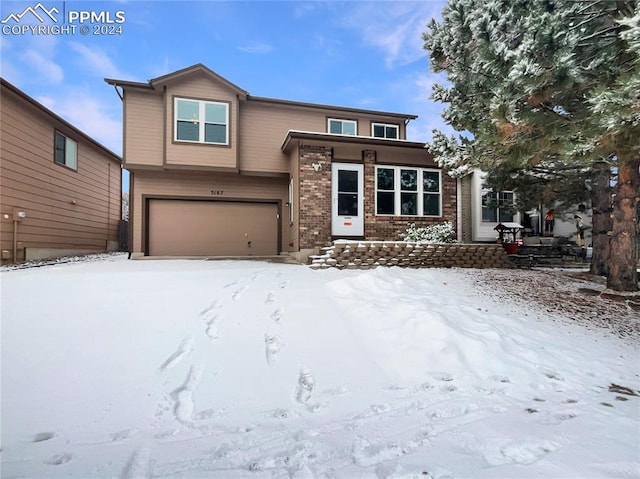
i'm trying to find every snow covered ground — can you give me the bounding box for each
[1,256,638,478]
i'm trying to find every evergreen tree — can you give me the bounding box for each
[424,0,639,292]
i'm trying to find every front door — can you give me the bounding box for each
[331,163,364,237]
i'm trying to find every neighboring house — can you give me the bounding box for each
[0,78,122,264]
[459,169,591,244]
[106,64,456,260]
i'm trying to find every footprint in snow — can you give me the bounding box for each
[431,372,454,382]
[120,447,151,479]
[200,300,222,318]
[481,439,559,466]
[172,365,203,424]
[265,292,276,303]
[205,315,221,340]
[538,367,564,381]
[265,334,284,365]
[279,280,289,289]
[159,337,193,371]
[111,429,138,442]
[270,308,283,322]
[33,432,56,442]
[232,286,245,301]
[294,368,315,404]
[490,375,511,384]
[44,452,72,466]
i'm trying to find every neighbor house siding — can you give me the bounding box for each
[130,172,288,254]
[0,80,122,263]
[460,174,473,243]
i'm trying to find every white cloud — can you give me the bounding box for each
[340,1,445,68]
[53,90,122,155]
[22,49,64,83]
[35,95,56,110]
[237,42,274,54]
[68,42,125,79]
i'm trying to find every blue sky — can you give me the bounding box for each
[1,0,449,188]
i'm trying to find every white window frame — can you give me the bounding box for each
[481,187,515,223]
[54,131,77,170]
[174,97,229,145]
[328,118,357,136]
[375,165,442,217]
[371,122,399,139]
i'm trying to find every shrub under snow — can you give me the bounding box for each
[403,221,456,243]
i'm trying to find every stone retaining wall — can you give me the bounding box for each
[310,242,512,270]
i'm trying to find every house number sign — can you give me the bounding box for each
[211,190,224,196]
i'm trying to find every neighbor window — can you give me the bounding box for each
[54,132,77,170]
[376,166,441,216]
[481,188,515,222]
[372,123,399,139]
[328,118,357,136]
[175,98,229,145]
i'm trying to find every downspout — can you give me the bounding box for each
[12,218,18,263]
[107,162,111,250]
[456,177,463,242]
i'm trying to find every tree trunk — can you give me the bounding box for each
[590,161,611,276]
[606,157,639,292]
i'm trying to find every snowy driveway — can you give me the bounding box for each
[1,257,639,478]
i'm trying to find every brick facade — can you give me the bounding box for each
[299,145,333,250]
[298,146,458,251]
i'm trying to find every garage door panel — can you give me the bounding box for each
[148,200,278,256]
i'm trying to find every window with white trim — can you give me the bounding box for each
[328,118,357,136]
[54,131,77,170]
[372,122,399,139]
[481,187,515,222]
[375,166,441,216]
[175,98,229,145]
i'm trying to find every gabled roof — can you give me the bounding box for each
[105,64,418,122]
[105,63,248,98]
[1,77,121,164]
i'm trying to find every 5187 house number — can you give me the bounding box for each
[211,190,224,196]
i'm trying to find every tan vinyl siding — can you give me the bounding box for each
[239,101,410,173]
[130,171,288,254]
[123,89,164,167]
[163,74,238,169]
[375,144,438,167]
[239,102,318,173]
[0,84,122,262]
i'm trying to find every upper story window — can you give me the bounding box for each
[54,131,77,170]
[375,166,441,216]
[328,118,357,136]
[372,122,399,139]
[481,188,515,222]
[175,98,229,145]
